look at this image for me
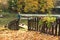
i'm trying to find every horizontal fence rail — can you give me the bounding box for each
[20,14,60,17]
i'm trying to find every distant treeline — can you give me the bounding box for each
[0,0,57,14]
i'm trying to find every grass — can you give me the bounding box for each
[20,19,28,25]
[0,12,28,31]
[0,12,28,27]
[0,12,18,26]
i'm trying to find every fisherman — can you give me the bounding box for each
[18,12,21,21]
[17,12,21,25]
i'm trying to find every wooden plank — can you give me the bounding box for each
[20,14,60,17]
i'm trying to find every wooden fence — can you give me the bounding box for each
[28,17,60,36]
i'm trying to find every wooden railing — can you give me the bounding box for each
[28,17,60,36]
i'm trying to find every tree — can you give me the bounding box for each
[38,0,54,13]
[8,0,17,12]
[0,0,8,12]
[0,3,2,12]
[17,0,25,13]
[24,0,38,12]
[17,0,54,14]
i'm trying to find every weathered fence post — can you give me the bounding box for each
[36,17,39,31]
[51,23,54,35]
[28,19,31,30]
[55,18,58,36]
[41,21,45,33]
[58,18,60,36]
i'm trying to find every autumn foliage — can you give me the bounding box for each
[17,0,54,13]
[24,0,38,12]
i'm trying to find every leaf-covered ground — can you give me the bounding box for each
[0,30,59,40]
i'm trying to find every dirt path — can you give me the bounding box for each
[0,30,59,40]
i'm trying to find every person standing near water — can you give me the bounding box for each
[16,12,21,29]
[18,12,21,21]
[17,12,21,24]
